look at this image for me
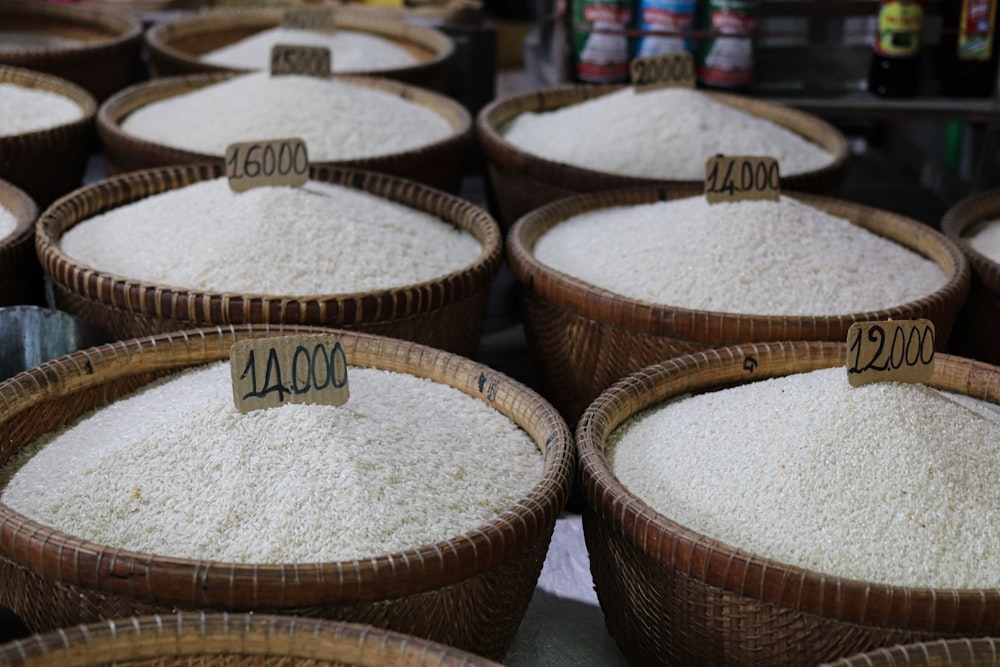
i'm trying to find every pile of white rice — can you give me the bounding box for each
[532,195,946,316]
[964,217,1000,264]
[0,362,543,563]
[608,366,1000,589]
[59,178,481,295]
[119,72,453,160]
[502,87,835,180]
[0,205,18,242]
[200,27,418,72]
[0,82,83,137]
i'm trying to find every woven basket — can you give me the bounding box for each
[0,613,504,667]
[476,84,851,230]
[576,341,1000,667]
[821,637,1000,666]
[96,72,471,194]
[0,179,40,307]
[0,324,575,661]
[941,189,1000,365]
[0,65,97,208]
[506,187,970,423]
[145,7,455,93]
[0,1,142,102]
[35,163,501,357]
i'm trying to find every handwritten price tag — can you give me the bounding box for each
[230,335,350,414]
[630,52,696,91]
[270,44,331,78]
[846,319,935,387]
[225,138,309,193]
[282,6,336,32]
[704,155,780,204]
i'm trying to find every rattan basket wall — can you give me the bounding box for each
[0,1,142,102]
[35,163,501,358]
[145,7,455,93]
[476,84,851,230]
[941,189,1000,365]
[576,341,1000,667]
[0,613,504,667]
[0,324,575,661]
[506,187,970,423]
[0,179,40,307]
[0,65,97,208]
[96,72,472,194]
[821,637,1000,666]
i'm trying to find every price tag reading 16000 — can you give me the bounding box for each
[846,319,935,387]
[705,155,780,204]
[225,138,309,193]
[230,335,350,414]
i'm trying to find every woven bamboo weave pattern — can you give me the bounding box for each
[822,637,1000,666]
[0,179,40,306]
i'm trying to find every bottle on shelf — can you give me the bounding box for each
[634,0,697,58]
[571,0,633,83]
[939,0,999,97]
[867,0,925,97]
[694,0,759,91]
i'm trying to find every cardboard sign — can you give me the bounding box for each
[270,44,331,78]
[225,138,309,193]
[282,6,336,32]
[705,155,781,204]
[630,52,696,90]
[846,319,936,387]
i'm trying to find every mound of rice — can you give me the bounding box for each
[0,205,17,241]
[964,217,1000,264]
[0,82,83,137]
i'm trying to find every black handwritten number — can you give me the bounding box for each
[766,161,780,190]
[244,145,262,178]
[226,148,242,179]
[866,325,888,371]
[291,345,312,394]
[239,349,257,392]
[849,323,935,375]
[706,161,736,195]
[920,325,935,363]
[331,342,348,388]
[310,343,331,390]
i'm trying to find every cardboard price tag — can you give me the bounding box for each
[231,335,350,414]
[225,138,309,193]
[846,319,936,387]
[282,6,336,32]
[705,155,781,204]
[630,52,696,90]
[270,44,331,78]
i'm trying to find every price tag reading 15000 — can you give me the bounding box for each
[846,319,935,387]
[270,44,331,78]
[230,335,349,414]
[704,155,780,204]
[225,138,309,193]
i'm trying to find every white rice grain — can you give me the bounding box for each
[964,217,1000,264]
[609,367,1000,589]
[0,82,83,137]
[0,205,17,241]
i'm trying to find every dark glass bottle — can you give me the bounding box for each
[939,0,999,97]
[868,0,925,97]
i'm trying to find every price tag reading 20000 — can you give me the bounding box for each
[630,52,696,91]
[846,319,935,387]
[225,138,309,193]
[230,335,349,414]
[705,155,780,204]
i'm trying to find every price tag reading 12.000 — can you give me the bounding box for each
[630,52,696,91]
[270,44,331,78]
[846,319,935,387]
[704,155,780,204]
[225,138,309,193]
[230,335,350,414]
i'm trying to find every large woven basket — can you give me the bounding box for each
[477,84,851,229]
[96,72,472,194]
[0,613,503,667]
[145,7,455,93]
[0,179,40,307]
[576,341,1000,667]
[35,163,501,358]
[0,65,97,208]
[941,189,1000,365]
[0,324,575,661]
[506,187,970,423]
[0,1,142,102]
[821,637,1000,666]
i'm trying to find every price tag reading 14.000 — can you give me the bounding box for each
[704,155,780,204]
[846,319,935,387]
[230,335,349,414]
[225,138,309,193]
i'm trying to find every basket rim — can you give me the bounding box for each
[0,324,575,608]
[506,186,971,344]
[475,82,851,190]
[34,162,503,323]
[144,6,455,78]
[0,1,142,56]
[0,178,38,253]
[95,70,472,169]
[941,187,1000,292]
[0,612,506,667]
[576,340,1000,633]
[0,64,98,148]
[820,636,1000,666]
